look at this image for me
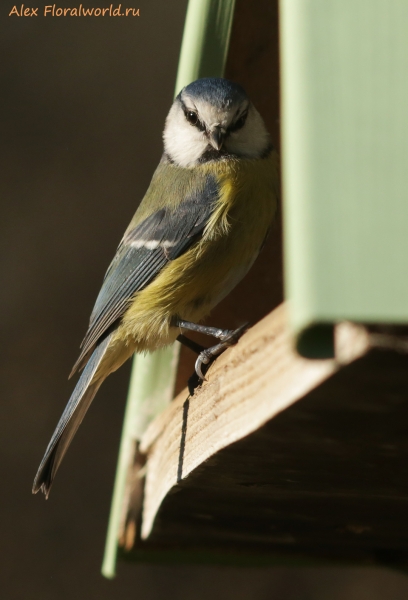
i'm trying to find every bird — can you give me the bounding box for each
[33,77,279,498]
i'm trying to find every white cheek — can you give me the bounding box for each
[163,106,209,167]
[225,107,270,158]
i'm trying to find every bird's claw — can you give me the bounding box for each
[194,323,249,382]
[195,351,211,380]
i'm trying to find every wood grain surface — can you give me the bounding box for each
[117,307,408,566]
[139,304,369,541]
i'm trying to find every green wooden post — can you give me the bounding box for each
[280,0,408,357]
[101,0,236,578]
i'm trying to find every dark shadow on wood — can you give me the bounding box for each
[177,399,190,483]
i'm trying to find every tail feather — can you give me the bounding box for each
[33,333,112,498]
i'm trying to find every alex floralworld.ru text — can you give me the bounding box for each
[9,4,140,17]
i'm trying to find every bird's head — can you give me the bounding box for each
[163,78,270,167]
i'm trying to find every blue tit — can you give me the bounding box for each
[33,77,279,497]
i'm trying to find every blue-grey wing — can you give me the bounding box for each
[70,173,219,375]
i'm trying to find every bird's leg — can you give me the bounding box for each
[176,320,235,341]
[175,320,249,393]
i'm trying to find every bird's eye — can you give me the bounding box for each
[229,110,248,133]
[182,107,205,131]
[186,111,198,125]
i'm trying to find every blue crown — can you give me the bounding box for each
[181,78,248,109]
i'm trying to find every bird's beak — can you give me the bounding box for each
[209,126,226,151]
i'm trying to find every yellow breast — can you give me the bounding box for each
[115,149,279,352]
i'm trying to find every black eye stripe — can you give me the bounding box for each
[180,99,206,131]
[228,110,248,133]
[188,114,206,131]
[178,98,247,134]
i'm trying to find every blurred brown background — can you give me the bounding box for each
[1,1,408,598]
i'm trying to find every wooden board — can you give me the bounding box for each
[139,305,362,539]
[116,304,408,566]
